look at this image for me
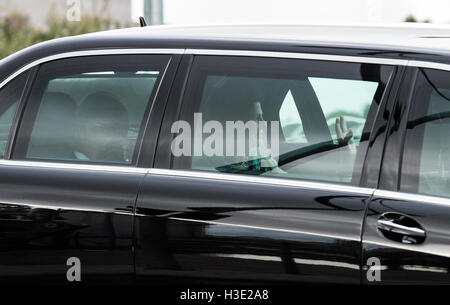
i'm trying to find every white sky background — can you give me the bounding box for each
[132,0,450,24]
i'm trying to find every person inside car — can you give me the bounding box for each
[74,92,129,163]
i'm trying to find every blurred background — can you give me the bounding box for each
[0,0,449,59]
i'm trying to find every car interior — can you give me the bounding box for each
[191,74,376,184]
[25,72,159,164]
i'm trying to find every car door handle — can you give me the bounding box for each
[377,219,426,237]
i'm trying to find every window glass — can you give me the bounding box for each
[17,55,169,165]
[308,77,378,144]
[172,56,392,185]
[401,69,450,198]
[279,90,306,143]
[0,71,29,157]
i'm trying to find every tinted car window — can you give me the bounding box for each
[279,90,306,143]
[172,56,393,185]
[14,55,169,165]
[401,68,450,198]
[0,71,29,158]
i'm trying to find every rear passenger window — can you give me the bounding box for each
[14,55,170,165]
[171,56,393,185]
[0,71,29,158]
[401,69,450,198]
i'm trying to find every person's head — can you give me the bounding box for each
[76,92,128,162]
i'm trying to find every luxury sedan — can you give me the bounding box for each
[0,24,448,284]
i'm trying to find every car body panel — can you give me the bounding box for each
[0,162,144,283]
[135,170,370,284]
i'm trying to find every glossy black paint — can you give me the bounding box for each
[137,54,182,168]
[135,173,367,284]
[378,67,418,191]
[152,54,194,169]
[1,26,449,84]
[4,67,38,160]
[363,195,450,284]
[0,164,144,283]
[363,66,450,284]
[360,66,404,188]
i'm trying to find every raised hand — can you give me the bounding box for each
[335,116,356,153]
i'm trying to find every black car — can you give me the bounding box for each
[0,24,448,284]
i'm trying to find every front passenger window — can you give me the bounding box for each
[14,55,170,165]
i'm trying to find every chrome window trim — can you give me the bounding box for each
[0,159,374,195]
[2,48,450,90]
[374,189,450,207]
[0,48,185,90]
[186,48,410,66]
[408,60,450,72]
[147,168,375,195]
[0,159,148,174]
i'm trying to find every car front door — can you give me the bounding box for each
[363,66,450,284]
[0,52,178,283]
[135,52,396,284]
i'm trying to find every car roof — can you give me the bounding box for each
[96,23,450,53]
[1,23,450,83]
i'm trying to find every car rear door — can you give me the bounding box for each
[0,51,179,283]
[135,52,397,284]
[362,65,450,284]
